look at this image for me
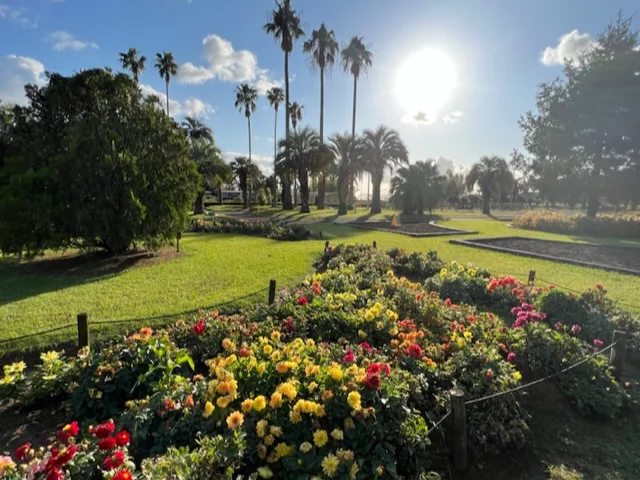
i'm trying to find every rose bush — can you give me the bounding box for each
[187,217,311,241]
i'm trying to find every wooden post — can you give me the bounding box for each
[373,240,377,249]
[528,270,536,286]
[176,231,182,253]
[268,279,277,305]
[450,388,468,472]
[77,313,89,348]
[610,330,627,380]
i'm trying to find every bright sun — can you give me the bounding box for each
[395,48,457,121]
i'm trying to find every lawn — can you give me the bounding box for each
[1,218,639,355]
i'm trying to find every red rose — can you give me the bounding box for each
[93,420,115,439]
[98,437,117,451]
[103,450,126,470]
[343,349,356,363]
[46,467,64,480]
[55,445,78,466]
[57,421,80,443]
[114,430,130,447]
[193,320,206,336]
[364,374,381,390]
[15,442,31,460]
[407,344,423,359]
[359,341,372,353]
[113,469,134,480]
[297,296,308,306]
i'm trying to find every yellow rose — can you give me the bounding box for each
[299,442,313,453]
[328,365,343,381]
[253,395,267,412]
[347,391,361,410]
[256,419,268,438]
[241,398,254,413]
[264,434,275,446]
[202,401,215,418]
[270,392,283,409]
[313,429,328,447]
[216,396,231,408]
[263,345,273,355]
[307,381,318,393]
[331,428,344,440]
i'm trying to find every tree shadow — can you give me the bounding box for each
[0,250,179,307]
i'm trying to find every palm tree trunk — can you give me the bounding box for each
[482,191,491,215]
[317,65,326,210]
[299,170,310,214]
[219,185,223,205]
[165,80,170,116]
[283,51,293,210]
[272,107,278,207]
[349,74,358,205]
[194,192,205,214]
[371,174,382,214]
[248,115,252,161]
[338,174,348,215]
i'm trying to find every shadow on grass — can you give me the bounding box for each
[0,250,178,308]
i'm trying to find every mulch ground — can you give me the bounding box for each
[350,221,472,236]
[471,237,640,274]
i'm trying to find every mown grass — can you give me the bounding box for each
[1,218,639,355]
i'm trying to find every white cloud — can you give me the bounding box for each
[139,84,214,119]
[178,34,281,94]
[443,111,464,124]
[0,54,47,105]
[401,111,436,126]
[48,31,98,51]
[222,151,274,175]
[0,4,37,28]
[433,156,469,176]
[541,30,597,66]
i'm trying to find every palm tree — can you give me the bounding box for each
[289,102,303,131]
[189,139,228,214]
[119,48,146,83]
[304,24,339,210]
[465,155,512,215]
[264,0,304,210]
[390,160,445,215]
[247,162,265,208]
[363,126,409,214]
[267,87,285,206]
[182,117,213,143]
[276,126,321,213]
[231,156,252,208]
[329,132,365,215]
[155,51,178,116]
[234,84,258,161]
[341,36,373,203]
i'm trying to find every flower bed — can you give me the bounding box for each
[0,245,637,479]
[187,217,311,241]
[512,210,640,239]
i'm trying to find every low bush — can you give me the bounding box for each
[187,217,311,241]
[512,210,640,239]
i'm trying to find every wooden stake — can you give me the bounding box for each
[268,279,277,305]
[450,388,468,472]
[610,330,627,380]
[77,313,89,348]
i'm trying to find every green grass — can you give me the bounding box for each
[1,218,639,355]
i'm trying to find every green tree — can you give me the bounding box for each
[182,116,213,143]
[267,87,285,206]
[362,126,408,214]
[231,156,252,208]
[155,51,178,116]
[465,155,512,215]
[519,15,640,216]
[328,132,365,215]
[304,23,339,209]
[265,0,304,210]
[289,101,303,131]
[119,48,146,83]
[188,139,228,214]
[443,170,466,207]
[234,84,258,161]
[0,68,199,256]
[276,126,321,213]
[390,160,445,215]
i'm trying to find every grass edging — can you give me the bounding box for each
[450,236,640,277]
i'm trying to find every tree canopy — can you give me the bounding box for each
[0,68,199,256]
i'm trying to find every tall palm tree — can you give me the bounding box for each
[363,126,409,214]
[234,84,258,161]
[189,139,227,214]
[181,117,213,143]
[276,126,321,213]
[119,48,146,83]
[303,24,339,210]
[341,36,373,204]
[329,132,365,215]
[465,155,512,215]
[264,0,304,210]
[155,51,178,116]
[289,101,303,131]
[267,87,285,206]
[231,156,252,208]
[390,160,445,215]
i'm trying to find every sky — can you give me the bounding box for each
[1,0,637,194]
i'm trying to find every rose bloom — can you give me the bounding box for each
[98,437,117,451]
[92,420,115,439]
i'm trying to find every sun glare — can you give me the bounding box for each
[395,48,457,121]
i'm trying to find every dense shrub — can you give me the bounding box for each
[513,210,640,239]
[187,217,311,241]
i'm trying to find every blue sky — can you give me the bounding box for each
[1,0,636,181]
